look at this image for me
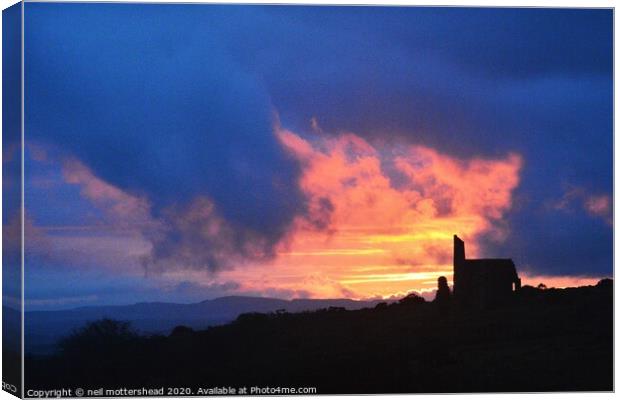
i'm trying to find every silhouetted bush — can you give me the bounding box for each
[235,312,270,324]
[58,318,137,358]
[375,302,388,310]
[597,278,613,289]
[399,292,426,305]
[170,325,194,337]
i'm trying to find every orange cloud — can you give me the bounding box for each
[520,273,605,289]
[29,136,609,301]
[218,130,524,299]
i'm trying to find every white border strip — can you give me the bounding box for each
[20,0,24,397]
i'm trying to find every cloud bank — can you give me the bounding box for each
[249,128,524,298]
[22,5,612,308]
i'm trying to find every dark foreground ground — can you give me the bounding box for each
[25,281,613,394]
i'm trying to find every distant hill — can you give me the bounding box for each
[25,296,382,354]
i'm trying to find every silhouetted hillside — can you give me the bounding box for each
[26,281,612,394]
[26,296,381,354]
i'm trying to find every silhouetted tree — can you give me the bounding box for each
[59,318,137,358]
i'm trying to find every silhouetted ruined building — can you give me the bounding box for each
[434,276,451,304]
[453,235,521,308]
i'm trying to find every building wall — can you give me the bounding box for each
[453,235,519,308]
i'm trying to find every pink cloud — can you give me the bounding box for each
[584,194,612,225]
[551,185,612,225]
[62,159,153,226]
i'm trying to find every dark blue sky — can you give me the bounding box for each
[21,4,612,308]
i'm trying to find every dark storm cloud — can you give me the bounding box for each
[141,197,284,273]
[215,6,612,277]
[25,4,307,270]
[25,4,612,277]
[215,7,611,156]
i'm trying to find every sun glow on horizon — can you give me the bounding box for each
[26,132,609,305]
[214,129,526,299]
[278,129,523,297]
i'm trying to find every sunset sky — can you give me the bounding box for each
[14,4,612,310]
